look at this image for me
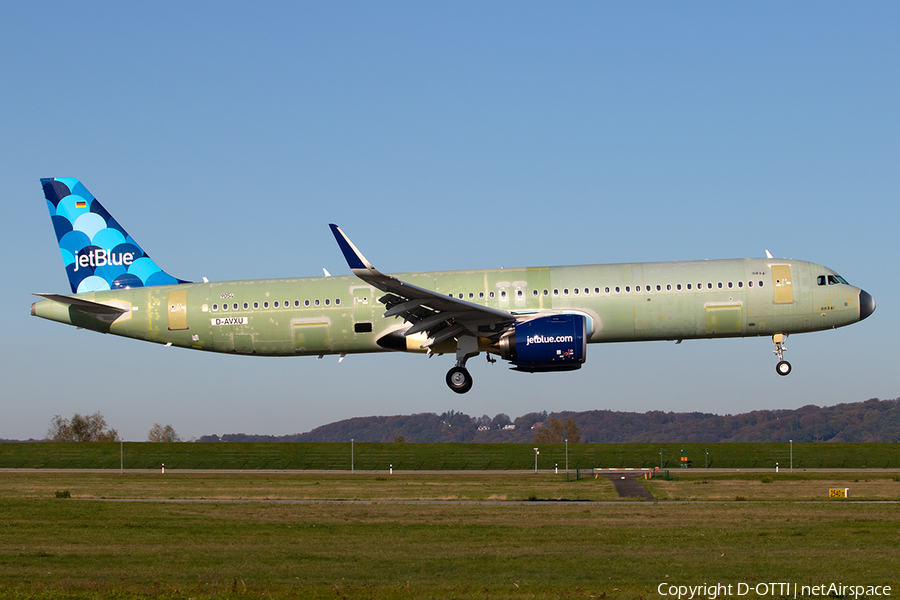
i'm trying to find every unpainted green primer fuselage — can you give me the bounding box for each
[32,257,867,357]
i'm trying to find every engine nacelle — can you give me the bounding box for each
[498,314,587,372]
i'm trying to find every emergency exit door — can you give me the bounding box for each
[167,290,190,330]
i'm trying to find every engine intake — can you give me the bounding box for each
[499,314,587,372]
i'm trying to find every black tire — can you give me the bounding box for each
[776,360,792,376]
[446,367,473,394]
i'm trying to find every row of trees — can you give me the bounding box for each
[205,410,579,444]
[47,413,181,442]
[45,398,900,444]
[47,412,118,442]
[214,398,899,443]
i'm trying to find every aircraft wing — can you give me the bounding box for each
[330,225,515,347]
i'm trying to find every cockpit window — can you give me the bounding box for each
[826,274,850,285]
[817,275,826,286]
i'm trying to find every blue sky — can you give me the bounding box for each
[2,2,897,441]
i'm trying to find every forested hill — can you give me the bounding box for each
[200,398,900,444]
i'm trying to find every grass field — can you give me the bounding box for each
[1,472,899,599]
[4,441,900,471]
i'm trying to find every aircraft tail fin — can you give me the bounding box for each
[40,178,189,293]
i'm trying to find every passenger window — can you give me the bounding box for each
[294,300,300,307]
[748,281,753,288]
[718,282,723,289]
[233,303,238,310]
[305,300,310,307]
[243,302,249,310]
[573,288,579,295]
[594,287,600,294]
[212,304,218,311]
[479,292,485,299]
[687,284,692,290]
[501,291,507,299]
[469,293,475,299]
[759,281,764,287]
[253,302,259,309]
[274,301,279,308]
[727,282,733,289]
[553,289,559,296]
[490,292,495,298]
[325,299,330,306]
[584,288,590,295]
[625,286,631,293]
[315,299,320,306]
[517,290,523,298]
[615,286,621,293]
[563,288,569,296]
[532,290,538,297]
[543,289,549,296]
[676,284,682,291]
[604,287,610,293]
[335,298,341,305]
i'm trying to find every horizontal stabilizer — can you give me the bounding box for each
[32,293,128,316]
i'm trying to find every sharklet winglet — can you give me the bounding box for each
[329,224,378,273]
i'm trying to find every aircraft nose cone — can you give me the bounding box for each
[859,290,875,321]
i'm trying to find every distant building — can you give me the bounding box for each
[477,425,490,431]
[502,424,516,430]
[531,422,543,429]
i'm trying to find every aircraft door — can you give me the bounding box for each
[351,286,374,322]
[497,282,510,309]
[167,290,189,331]
[513,281,527,309]
[771,265,794,304]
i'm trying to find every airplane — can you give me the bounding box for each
[32,177,875,394]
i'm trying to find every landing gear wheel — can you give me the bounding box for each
[775,360,792,376]
[446,366,473,394]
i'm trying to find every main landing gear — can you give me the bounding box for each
[446,366,473,394]
[773,333,791,376]
[446,335,479,394]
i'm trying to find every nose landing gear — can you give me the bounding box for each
[773,333,791,376]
